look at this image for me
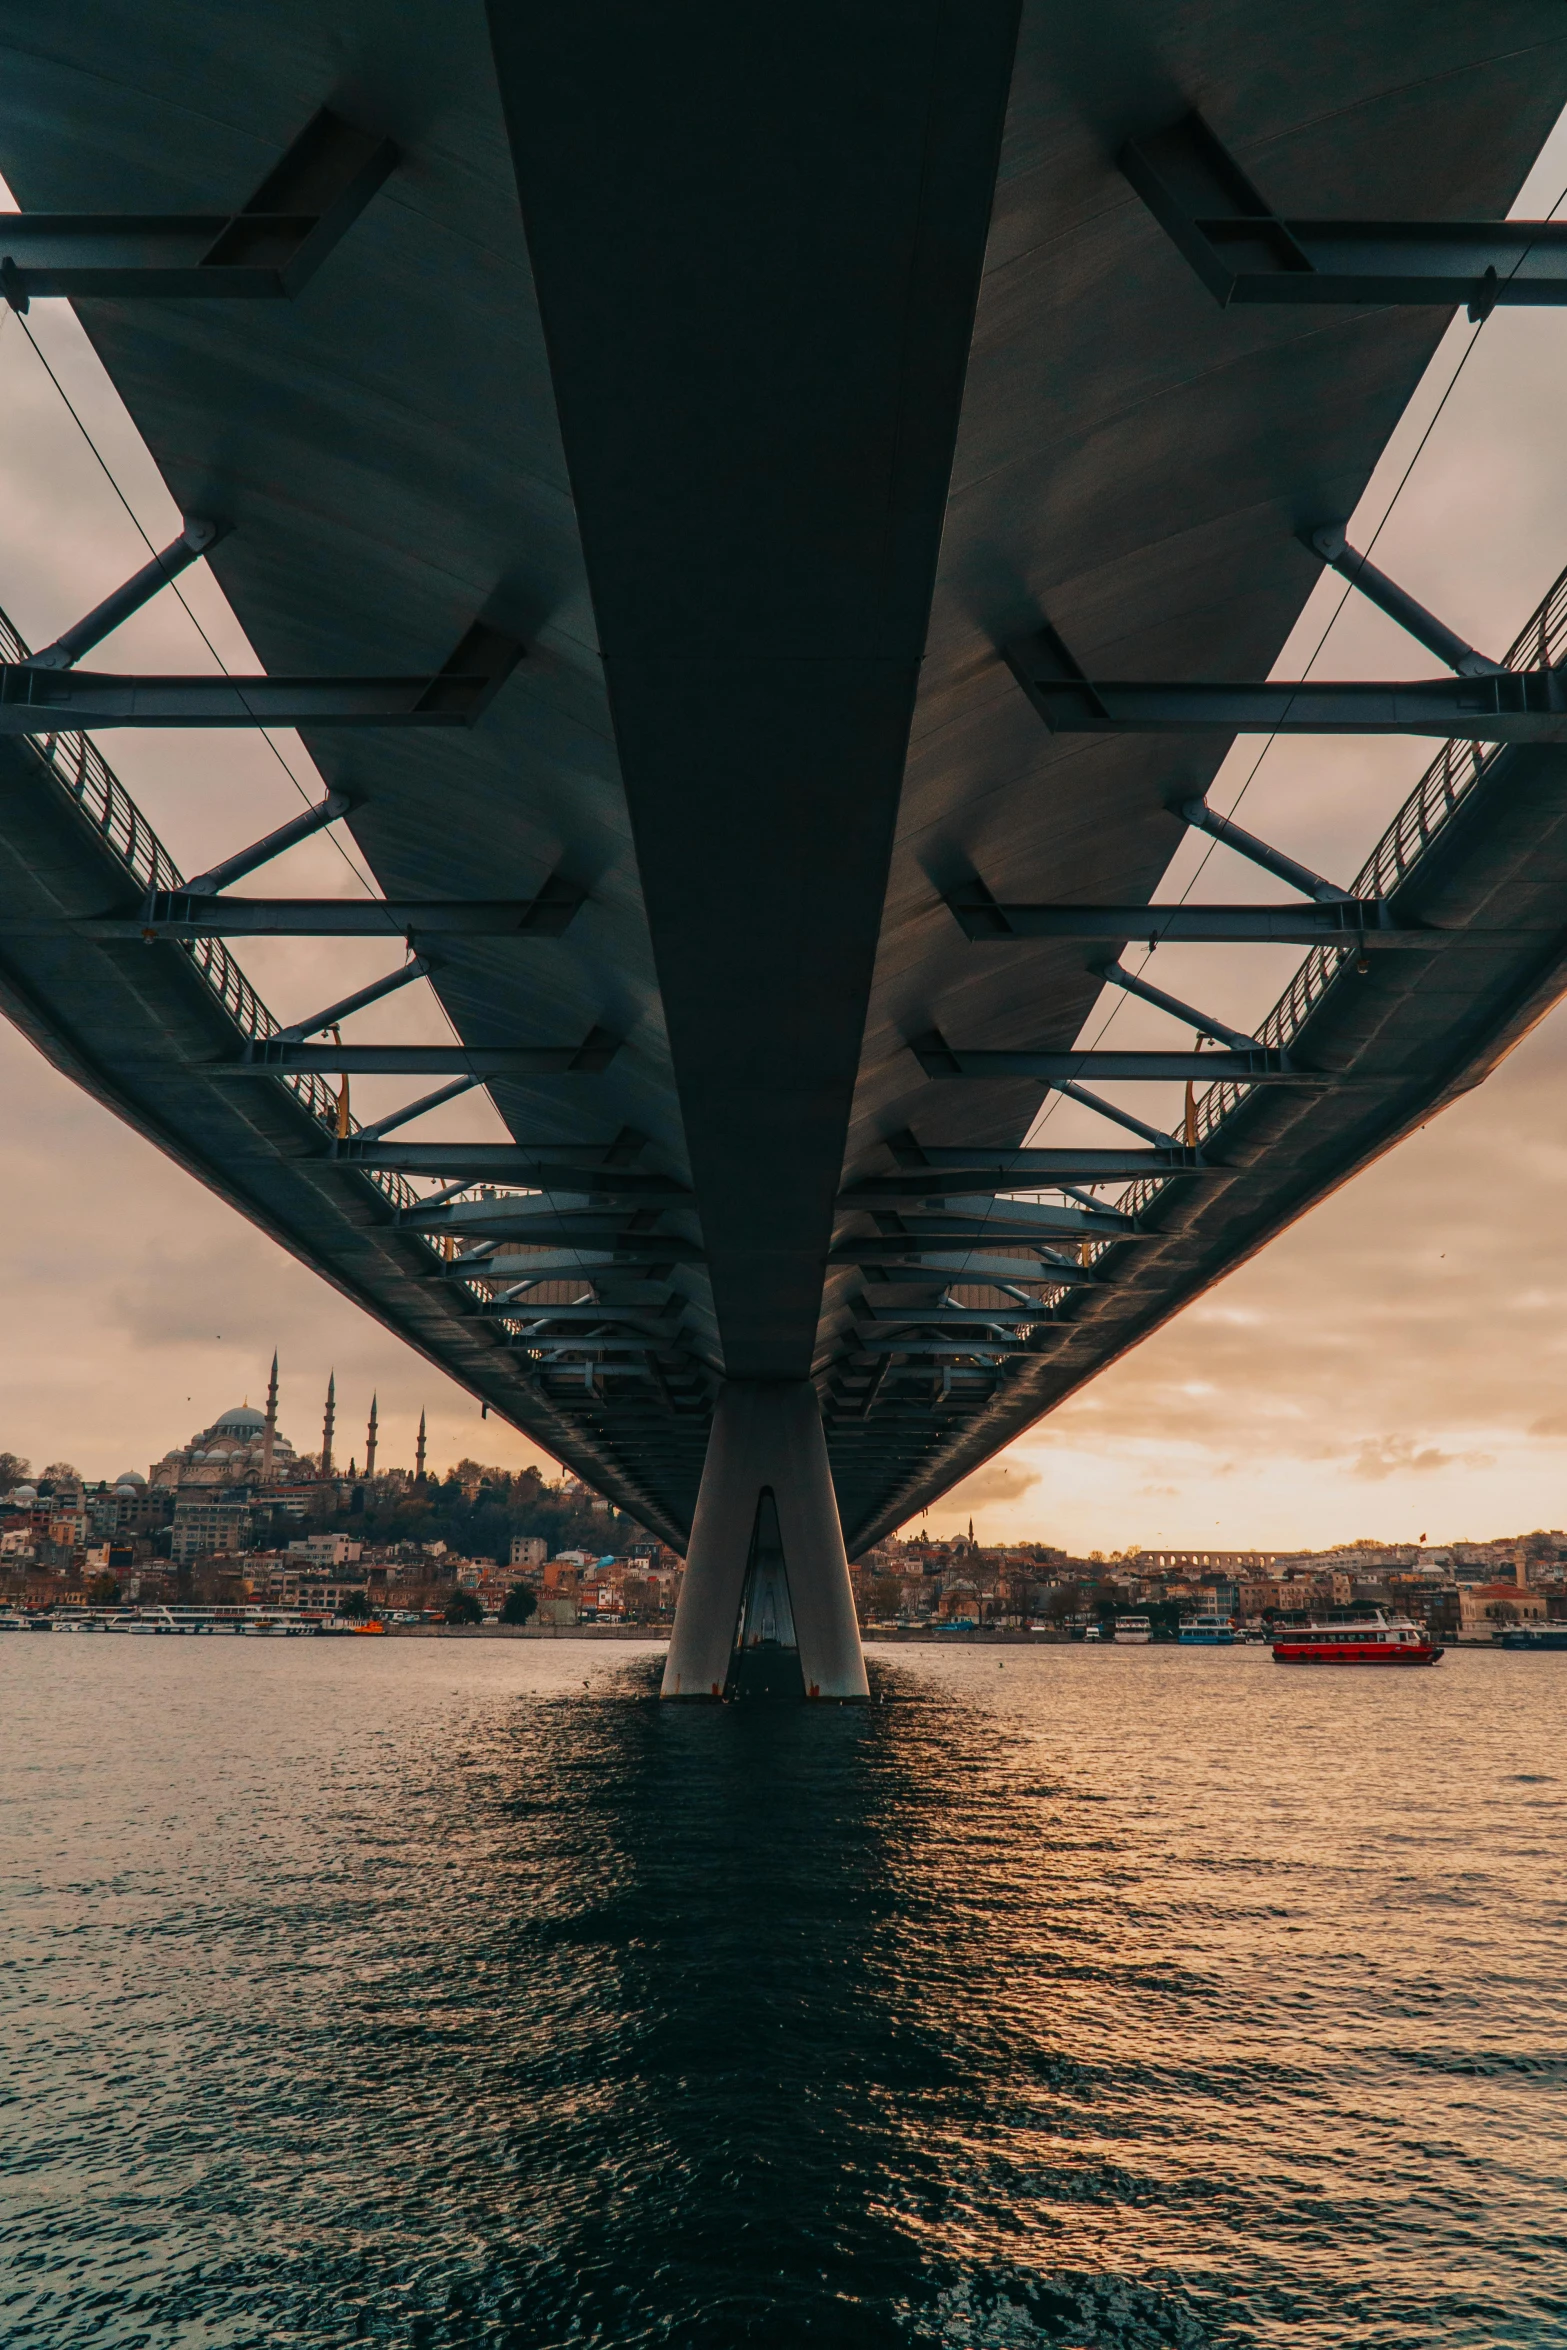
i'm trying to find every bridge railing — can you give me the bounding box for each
[0,601,429,1222]
[4,611,580,1342]
[1106,554,1567,1238]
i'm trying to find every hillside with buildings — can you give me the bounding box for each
[0,1365,679,1625]
[2,1369,1563,1642]
[847,1531,1567,1642]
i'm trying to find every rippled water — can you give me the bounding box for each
[2,1637,1563,2347]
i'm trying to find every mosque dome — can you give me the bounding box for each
[12,1483,36,1503]
[114,1470,146,1487]
[213,1405,267,1438]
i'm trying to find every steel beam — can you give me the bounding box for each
[421,1216,690,1247]
[948,894,1434,946]
[410,1198,674,1235]
[860,1143,1208,1175]
[223,1030,620,1076]
[1122,111,1567,312]
[1007,622,1561,741]
[859,1303,1061,1325]
[852,1332,1053,1355]
[838,1252,1094,1282]
[274,956,431,1044]
[348,1143,686,1193]
[0,621,521,734]
[406,1178,480,1217]
[25,876,586,939]
[1047,1079,1178,1143]
[31,517,230,670]
[841,1177,1220,1205]
[439,1236,703,1265]
[473,1303,675,1328]
[182,790,354,896]
[1304,525,1502,678]
[853,1338,1054,1357]
[832,1243,1121,1272]
[840,1204,1140,1240]
[350,1075,481,1144]
[409,1196,675,1233]
[1177,797,1354,904]
[361,1138,652,1172]
[911,1031,1313,1082]
[838,1148,1217,1203]
[0,109,397,305]
[440,1244,699,1270]
[453,1265,676,1294]
[826,1412,964,1428]
[1099,959,1260,1051]
[510,1343,660,1362]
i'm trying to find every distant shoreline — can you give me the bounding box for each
[388,1624,1079,1645]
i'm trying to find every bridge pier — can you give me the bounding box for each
[661,1382,868,1702]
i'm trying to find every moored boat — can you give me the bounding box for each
[1180,1614,1236,1646]
[1272,1610,1442,1665]
[1111,1613,1152,1643]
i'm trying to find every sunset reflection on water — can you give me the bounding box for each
[2,1637,1562,2347]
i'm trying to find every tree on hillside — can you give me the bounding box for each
[357,1464,633,1566]
[501,1584,538,1625]
[0,1452,30,1487]
[444,1589,485,1625]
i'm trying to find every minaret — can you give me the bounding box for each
[365,1393,378,1480]
[415,1408,427,1482]
[261,1351,278,1482]
[321,1371,336,1481]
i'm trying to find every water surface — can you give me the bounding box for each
[2,1637,1563,2346]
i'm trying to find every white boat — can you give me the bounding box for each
[1112,1613,1153,1643]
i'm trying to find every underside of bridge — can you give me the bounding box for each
[1,5,1566,1694]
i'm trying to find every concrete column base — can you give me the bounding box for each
[661,1379,868,1701]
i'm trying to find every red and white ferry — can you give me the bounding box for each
[1271,1610,1443,1666]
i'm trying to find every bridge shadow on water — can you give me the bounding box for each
[304,1659,1226,2350]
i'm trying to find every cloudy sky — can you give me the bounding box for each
[5,123,1567,1549]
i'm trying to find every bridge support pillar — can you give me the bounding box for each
[661,1381,868,1702]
